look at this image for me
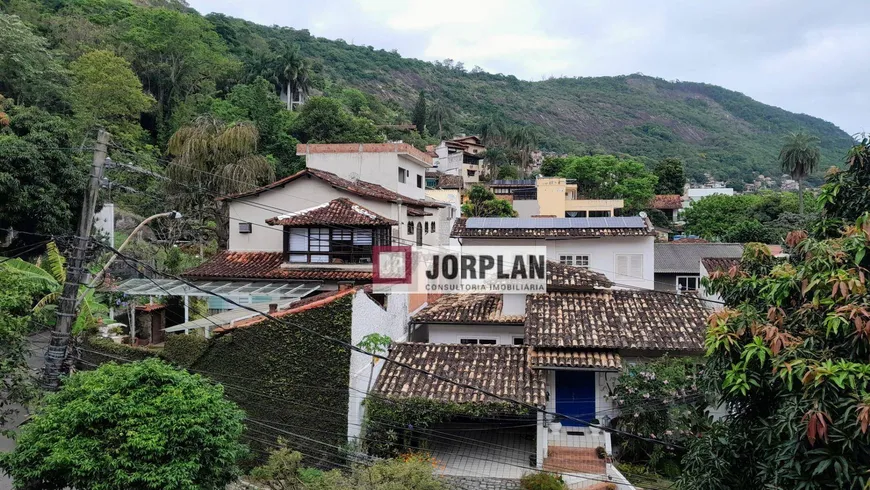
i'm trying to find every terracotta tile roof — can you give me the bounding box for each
[373,343,546,406]
[451,218,656,238]
[546,261,612,290]
[526,290,709,351]
[529,348,621,370]
[182,251,372,281]
[701,257,741,272]
[265,198,396,227]
[673,237,709,244]
[296,143,433,166]
[431,173,464,189]
[411,294,525,324]
[135,303,166,312]
[407,207,432,217]
[216,168,442,209]
[652,195,683,210]
[215,288,357,332]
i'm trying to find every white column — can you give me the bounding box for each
[183,295,189,323]
[536,410,545,468]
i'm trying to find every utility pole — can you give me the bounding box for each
[42,129,110,390]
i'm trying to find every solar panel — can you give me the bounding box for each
[465,216,646,229]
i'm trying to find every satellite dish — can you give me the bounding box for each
[639,211,648,218]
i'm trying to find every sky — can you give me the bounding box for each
[188,0,869,136]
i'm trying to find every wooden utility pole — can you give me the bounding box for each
[42,129,110,390]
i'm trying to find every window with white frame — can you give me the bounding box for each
[615,254,644,280]
[559,255,589,267]
[512,336,524,346]
[459,338,497,345]
[677,275,699,292]
[238,222,252,234]
[398,167,407,183]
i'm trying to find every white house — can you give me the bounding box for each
[654,243,744,293]
[451,217,657,290]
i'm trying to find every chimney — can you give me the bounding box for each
[268,303,278,314]
[501,293,527,317]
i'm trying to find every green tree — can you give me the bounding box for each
[291,96,383,144]
[412,90,427,135]
[819,136,870,224]
[653,157,686,195]
[167,115,275,248]
[779,131,821,214]
[0,358,248,489]
[117,8,238,136]
[495,164,520,180]
[539,157,565,177]
[0,98,86,242]
[681,194,761,239]
[275,46,312,111]
[509,126,538,176]
[0,13,66,109]
[69,50,154,140]
[461,185,517,217]
[427,100,452,139]
[553,154,657,211]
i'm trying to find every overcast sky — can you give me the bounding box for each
[189,0,868,136]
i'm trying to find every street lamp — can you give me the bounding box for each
[85,210,183,293]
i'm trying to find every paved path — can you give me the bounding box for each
[1,332,49,490]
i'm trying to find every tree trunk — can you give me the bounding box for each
[215,203,230,250]
[286,81,292,111]
[798,178,804,215]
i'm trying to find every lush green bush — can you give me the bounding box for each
[610,356,712,474]
[519,471,567,490]
[0,358,248,490]
[162,332,209,367]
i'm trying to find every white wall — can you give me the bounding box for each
[426,189,460,246]
[699,262,724,310]
[305,152,428,201]
[426,323,525,345]
[227,178,448,251]
[461,236,655,290]
[513,200,540,218]
[348,289,410,440]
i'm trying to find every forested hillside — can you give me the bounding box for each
[0,0,855,190]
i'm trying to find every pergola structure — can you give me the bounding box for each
[107,278,322,337]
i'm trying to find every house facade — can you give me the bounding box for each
[431,136,484,186]
[452,217,656,290]
[651,194,682,222]
[654,243,744,293]
[490,178,624,219]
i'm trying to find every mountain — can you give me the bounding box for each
[207,14,854,185]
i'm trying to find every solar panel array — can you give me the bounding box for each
[465,217,647,229]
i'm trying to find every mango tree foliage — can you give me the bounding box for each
[69,50,154,140]
[461,185,517,217]
[653,157,687,195]
[0,359,248,490]
[291,96,384,144]
[682,191,818,241]
[678,150,870,489]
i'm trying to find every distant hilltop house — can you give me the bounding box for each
[430,135,485,187]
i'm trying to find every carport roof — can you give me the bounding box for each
[106,278,321,299]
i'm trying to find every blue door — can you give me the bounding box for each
[555,371,596,426]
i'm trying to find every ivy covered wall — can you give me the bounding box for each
[76,294,354,466]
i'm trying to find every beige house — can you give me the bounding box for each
[490,178,624,218]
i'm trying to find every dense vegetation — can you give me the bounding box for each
[677,140,870,489]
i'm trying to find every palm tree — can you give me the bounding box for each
[276,47,311,111]
[779,131,821,214]
[509,126,538,177]
[428,101,452,139]
[167,116,275,248]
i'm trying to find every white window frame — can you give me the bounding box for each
[676,275,700,292]
[559,255,590,267]
[615,254,644,280]
[459,338,497,345]
[398,167,407,183]
[512,336,525,346]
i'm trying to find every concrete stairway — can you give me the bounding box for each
[542,446,606,474]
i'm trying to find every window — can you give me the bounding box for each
[559,255,589,267]
[425,222,429,233]
[589,210,611,218]
[238,222,252,234]
[677,276,699,292]
[285,227,390,264]
[431,221,436,233]
[398,167,407,183]
[460,338,497,345]
[565,211,587,218]
[416,174,423,188]
[513,337,524,346]
[615,254,644,280]
[467,169,477,177]
[407,221,414,235]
